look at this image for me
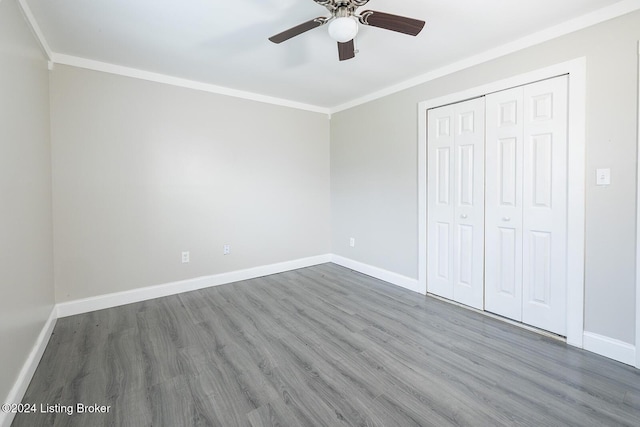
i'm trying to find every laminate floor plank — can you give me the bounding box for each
[13,263,640,426]
[246,397,305,427]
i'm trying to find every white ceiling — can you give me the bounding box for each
[24,0,633,109]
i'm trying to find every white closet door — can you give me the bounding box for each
[452,98,485,309]
[522,76,568,335]
[427,105,455,300]
[485,75,568,336]
[485,87,524,321]
[428,98,484,309]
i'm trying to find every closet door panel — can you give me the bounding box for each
[427,106,455,299]
[522,76,568,336]
[452,98,485,309]
[428,98,484,308]
[485,87,524,321]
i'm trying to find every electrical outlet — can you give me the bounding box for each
[181,251,190,263]
[349,237,355,248]
[223,244,230,255]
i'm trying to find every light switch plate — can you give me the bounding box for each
[596,168,610,186]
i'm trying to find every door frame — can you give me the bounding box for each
[418,58,586,348]
[635,40,640,369]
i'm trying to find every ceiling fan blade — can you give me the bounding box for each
[337,40,355,61]
[269,17,328,44]
[359,10,425,36]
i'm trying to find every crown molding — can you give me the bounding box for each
[17,0,52,60]
[329,0,640,113]
[52,53,331,115]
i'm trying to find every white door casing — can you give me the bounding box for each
[427,98,485,309]
[636,40,640,369]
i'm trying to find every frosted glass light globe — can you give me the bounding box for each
[328,17,358,43]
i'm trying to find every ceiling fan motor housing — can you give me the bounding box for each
[314,0,371,17]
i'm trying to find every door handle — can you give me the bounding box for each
[460,214,468,219]
[502,217,511,222]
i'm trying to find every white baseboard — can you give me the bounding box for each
[583,331,636,366]
[330,254,422,294]
[0,307,57,427]
[56,254,332,318]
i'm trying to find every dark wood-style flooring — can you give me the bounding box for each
[13,263,640,426]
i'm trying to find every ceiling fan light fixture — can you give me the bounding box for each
[328,16,358,43]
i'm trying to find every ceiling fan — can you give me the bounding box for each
[269,0,425,61]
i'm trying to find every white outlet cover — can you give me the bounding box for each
[181,251,190,263]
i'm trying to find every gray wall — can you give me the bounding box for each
[50,65,331,302]
[331,11,640,344]
[0,0,54,403]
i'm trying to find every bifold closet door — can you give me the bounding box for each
[427,98,484,309]
[485,87,524,321]
[521,76,568,335]
[485,76,568,335]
